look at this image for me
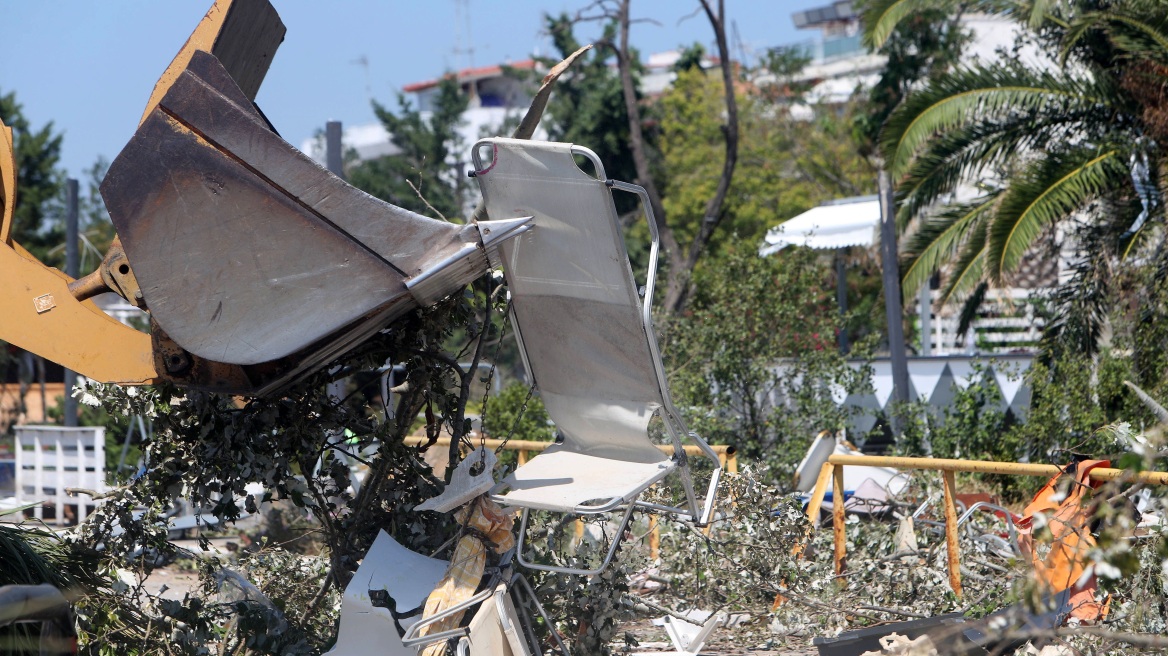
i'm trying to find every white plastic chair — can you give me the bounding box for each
[471,138,723,575]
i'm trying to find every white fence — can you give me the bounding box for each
[927,288,1047,355]
[14,425,107,525]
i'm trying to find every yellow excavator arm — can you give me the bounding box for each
[1,120,157,386]
[0,0,525,397]
[0,0,275,390]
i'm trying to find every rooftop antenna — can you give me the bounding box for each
[452,0,476,70]
[351,54,372,100]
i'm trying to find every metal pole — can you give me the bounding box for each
[919,283,931,356]
[324,121,348,456]
[64,179,79,427]
[326,121,343,179]
[878,171,910,432]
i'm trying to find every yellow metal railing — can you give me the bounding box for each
[801,455,1168,597]
[402,435,738,473]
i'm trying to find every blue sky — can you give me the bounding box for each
[1,0,830,179]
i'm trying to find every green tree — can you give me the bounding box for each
[484,381,552,443]
[666,242,869,474]
[0,89,64,264]
[864,0,1168,321]
[658,66,873,253]
[347,75,470,220]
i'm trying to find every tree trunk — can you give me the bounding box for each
[614,0,684,304]
[670,0,740,314]
[613,0,739,315]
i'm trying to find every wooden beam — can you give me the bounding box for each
[804,462,834,526]
[402,435,735,460]
[942,470,963,597]
[827,454,1168,486]
[0,123,15,246]
[833,464,847,580]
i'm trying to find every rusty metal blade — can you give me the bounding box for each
[102,51,486,367]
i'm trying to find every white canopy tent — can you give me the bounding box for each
[759,196,880,256]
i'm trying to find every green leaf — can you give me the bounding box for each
[1062,9,1168,66]
[1115,451,1145,472]
[861,0,957,49]
[938,220,989,305]
[987,148,1128,281]
[900,194,998,295]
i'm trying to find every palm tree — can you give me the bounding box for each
[860,0,1168,337]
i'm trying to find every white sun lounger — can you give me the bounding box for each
[471,138,722,575]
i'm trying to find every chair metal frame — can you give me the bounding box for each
[328,530,566,655]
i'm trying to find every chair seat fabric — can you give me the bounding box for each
[496,446,675,512]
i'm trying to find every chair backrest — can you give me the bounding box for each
[473,138,671,465]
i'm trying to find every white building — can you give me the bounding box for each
[300,60,542,166]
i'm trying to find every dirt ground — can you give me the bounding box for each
[619,617,818,654]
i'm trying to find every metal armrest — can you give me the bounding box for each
[515,502,638,576]
[401,587,494,647]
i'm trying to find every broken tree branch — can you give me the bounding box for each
[667,0,739,313]
[470,45,592,222]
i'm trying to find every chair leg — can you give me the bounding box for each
[511,573,569,656]
[516,503,637,576]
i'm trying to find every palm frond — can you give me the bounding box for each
[1028,0,1053,29]
[1117,193,1161,259]
[1040,222,1116,360]
[893,109,1097,228]
[860,0,1024,48]
[938,220,989,305]
[861,0,955,49]
[956,281,990,338]
[900,194,998,296]
[881,64,1104,177]
[987,148,1128,282]
[0,525,72,588]
[1062,8,1168,65]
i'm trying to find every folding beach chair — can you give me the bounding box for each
[449,575,565,656]
[471,138,723,575]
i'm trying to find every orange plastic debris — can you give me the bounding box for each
[1016,459,1111,624]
